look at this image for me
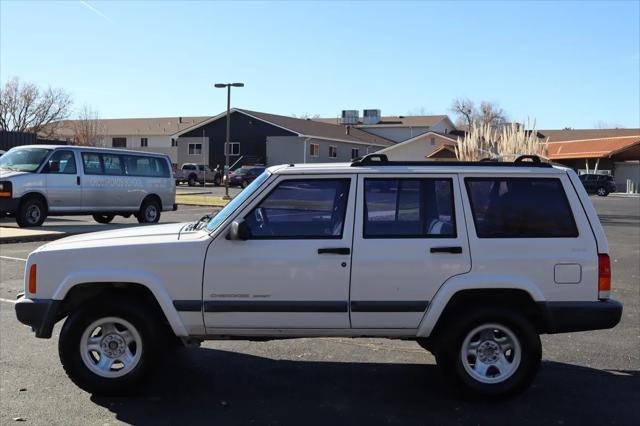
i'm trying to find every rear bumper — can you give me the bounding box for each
[15,297,62,338]
[540,300,623,333]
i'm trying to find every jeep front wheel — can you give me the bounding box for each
[59,301,160,395]
[434,308,541,398]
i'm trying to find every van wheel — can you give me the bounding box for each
[16,197,47,227]
[596,187,609,196]
[59,300,161,395]
[214,175,222,186]
[434,307,541,398]
[188,175,196,187]
[137,199,161,224]
[93,214,115,224]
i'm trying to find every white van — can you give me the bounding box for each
[0,145,176,227]
[15,154,622,397]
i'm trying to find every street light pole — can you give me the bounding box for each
[215,82,244,200]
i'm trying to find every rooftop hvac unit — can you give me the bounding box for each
[363,109,381,125]
[341,110,359,125]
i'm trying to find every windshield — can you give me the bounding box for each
[233,168,248,175]
[206,170,270,232]
[0,148,52,172]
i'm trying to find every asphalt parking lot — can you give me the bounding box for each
[0,196,638,425]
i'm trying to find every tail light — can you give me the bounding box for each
[598,254,611,300]
[28,264,37,294]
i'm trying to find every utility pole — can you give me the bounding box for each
[214,82,244,199]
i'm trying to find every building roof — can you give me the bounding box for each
[538,128,640,142]
[314,115,450,127]
[175,108,394,147]
[426,144,457,159]
[545,136,640,160]
[47,116,210,138]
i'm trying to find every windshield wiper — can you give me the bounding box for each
[185,213,218,231]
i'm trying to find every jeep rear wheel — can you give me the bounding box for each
[434,307,541,398]
[59,301,161,395]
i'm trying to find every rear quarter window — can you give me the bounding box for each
[465,177,578,238]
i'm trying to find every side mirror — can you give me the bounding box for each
[228,219,250,241]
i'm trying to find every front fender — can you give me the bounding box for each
[416,274,545,338]
[52,269,189,337]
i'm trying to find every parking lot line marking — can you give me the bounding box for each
[0,256,27,262]
[0,297,18,304]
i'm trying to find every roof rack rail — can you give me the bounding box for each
[351,153,551,168]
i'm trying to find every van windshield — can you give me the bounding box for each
[0,148,52,172]
[206,170,270,232]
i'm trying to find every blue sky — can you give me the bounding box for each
[1,0,639,129]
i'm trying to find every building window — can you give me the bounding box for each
[309,143,320,157]
[112,137,126,148]
[141,137,148,147]
[430,137,436,146]
[171,138,178,147]
[329,145,337,158]
[351,148,359,159]
[225,142,240,155]
[188,143,202,155]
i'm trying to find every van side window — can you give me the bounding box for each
[46,150,76,174]
[101,154,123,175]
[363,178,456,238]
[465,177,578,238]
[82,153,103,175]
[244,179,351,239]
[124,156,170,177]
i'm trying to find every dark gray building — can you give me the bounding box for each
[174,109,393,168]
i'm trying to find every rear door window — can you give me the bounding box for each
[101,154,123,175]
[465,177,578,238]
[363,178,456,238]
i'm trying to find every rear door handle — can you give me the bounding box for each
[318,247,351,255]
[76,176,81,185]
[430,246,462,254]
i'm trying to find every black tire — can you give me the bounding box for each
[434,307,541,398]
[16,197,47,227]
[93,214,115,224]
[188,175,197,187]
[214,175,222,186]
[596,186,609,197]
[241,180,248,189]
[137,198,161,224]
[58,300,162,395]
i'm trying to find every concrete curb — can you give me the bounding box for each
[0,231,72,245]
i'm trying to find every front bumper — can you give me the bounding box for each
[15,297,62,338]
[0,197,19,216]
[540,300,623,333]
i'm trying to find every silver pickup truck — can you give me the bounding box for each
[174,163,222,187]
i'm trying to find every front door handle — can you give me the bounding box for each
[430,246,462,254]
[76,176,81,185]
[318,247,351,255]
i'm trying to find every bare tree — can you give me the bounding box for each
[72,105,105,146]
[450,98,508,130]
[594,120,625,129]
[479,101,507,127]
[0,77,73,137]
[450,98,475,130]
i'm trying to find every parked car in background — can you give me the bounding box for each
[228,166,266,188]
[175,163,222,187]
[15,154,621,397]
[579,174,616,196]
[0,145,176,227]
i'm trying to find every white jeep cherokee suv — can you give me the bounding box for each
[15,154,622,397]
